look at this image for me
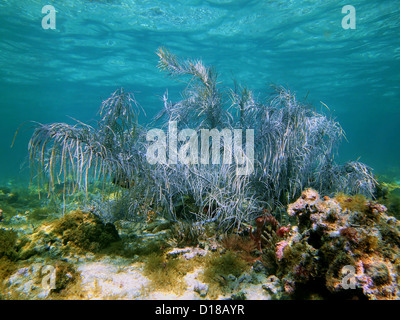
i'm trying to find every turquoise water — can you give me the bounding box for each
[0,0,399,181]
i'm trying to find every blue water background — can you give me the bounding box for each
[0,0,399,183]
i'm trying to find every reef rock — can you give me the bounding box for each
[19,210,120,260]
[276,188,400,300]
[167,247,207,260]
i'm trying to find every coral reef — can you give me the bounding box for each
[23,48,377,232]
[7,48,399,300]
[267,188,400,300]
[1,184,399,300]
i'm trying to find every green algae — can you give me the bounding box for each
[202,250,248,292]
[334,192,368,213]
[143,252,200,293]
[0,228,20,298]
[28,207,57,223]
[0,228,18,260]
[52,210,120,253]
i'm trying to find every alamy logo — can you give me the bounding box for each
[41,265,56,290]
[41,5,56,30]
[342,5,356,29]
[341,265,356,289]
[146,121,254,176]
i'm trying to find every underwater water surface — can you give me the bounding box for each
[0,0,399,181]
[0,0,400,302]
